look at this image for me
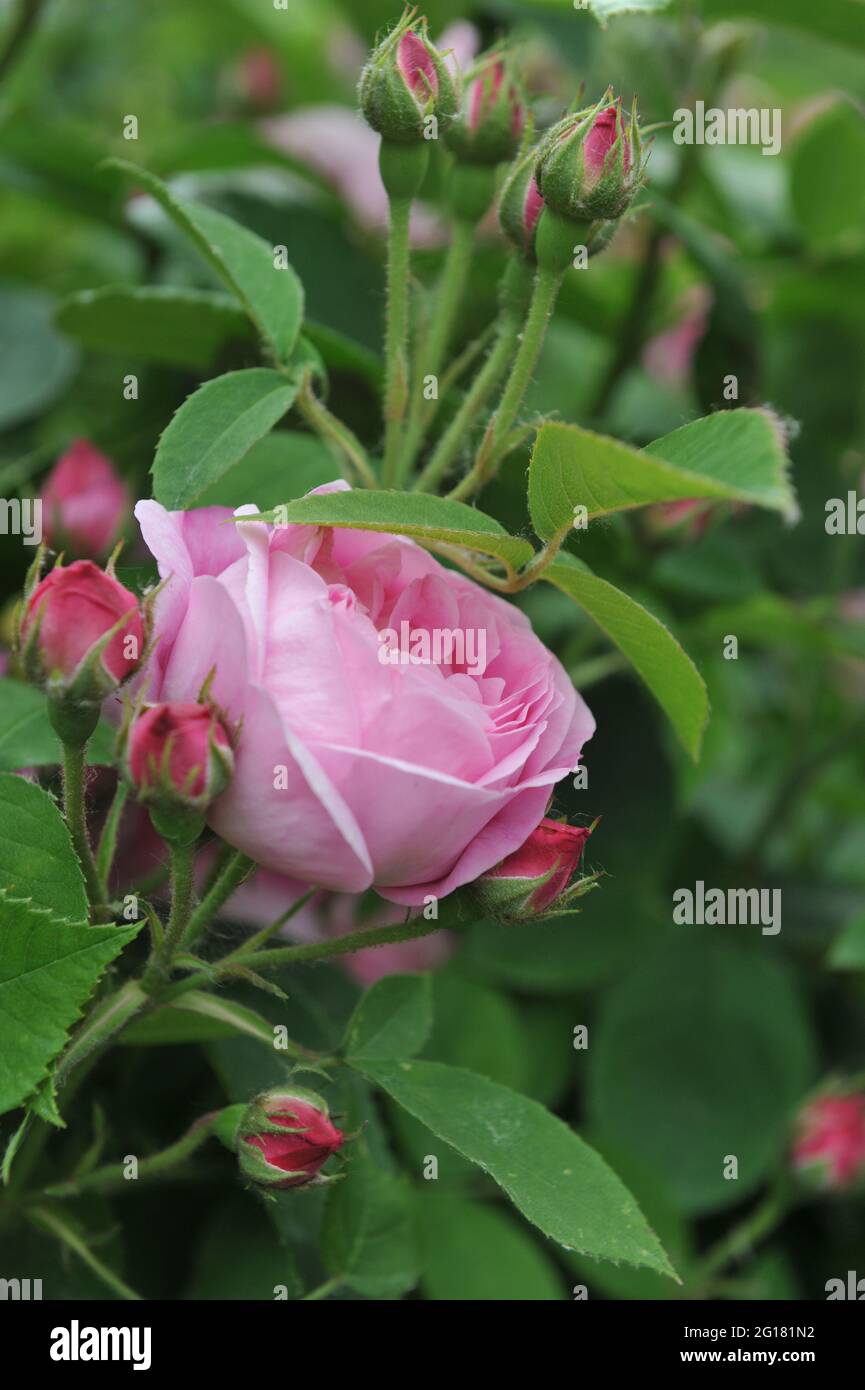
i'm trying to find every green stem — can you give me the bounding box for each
[462,265,562,499]
[381,195,412,487]
[398,217,476,482]
[27,1205,142,1300]
[61,740,106,919]
[303,1275,344,1301]
[416,313,519,494]
[0,0,46,85]
[219,914,444,975]
[295,372,378,488]
[179,848,254,953]
[95,778,128,895]
[690,1176,791,1291]
[141,840,196,992]
[42,1112,221,1199]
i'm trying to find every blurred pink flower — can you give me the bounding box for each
[642,286,711,389]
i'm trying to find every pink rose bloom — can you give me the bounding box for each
[793,1092,865,1191]
[133,484,593,903]
[40,440,128,558]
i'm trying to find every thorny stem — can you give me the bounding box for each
[179,848,255,952]
[381,195,413,486]
[141,840,197,992]
[212,914,445,975]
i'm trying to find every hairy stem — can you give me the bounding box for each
[398,217,476,481]
[381,195,412,486]
[179,848,254,952]
[218,914,444,975]
[43,1112,222,1198]
[141,841,197,992]
[295,371,378,488]
[95,778,128,896]
[61,741,106,919]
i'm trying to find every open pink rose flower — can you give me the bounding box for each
[133,483,593,903]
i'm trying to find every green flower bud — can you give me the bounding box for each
[499,143,546,260]
[535,92,645,223]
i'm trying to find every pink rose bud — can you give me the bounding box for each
[40,439,128,558]
[239,1088,345,1189]
[536,91,643,223]
[128,701,233,814]
[20,560,143,690]
[446,50,525,166]
[792,1089,865,1193]
[358,9,457,146]
[473,815,597,922]
[499,144,546,259]
[237,46,281,112]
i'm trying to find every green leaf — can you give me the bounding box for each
[829,911,865,970]
[253,490,535,572]
[415,1191,566,1300]
[55,286,252,369]
[344,974,433,1062]
[544,554,708,758]
[0,894,141,1116]
[0,285,78,430]
[195,432,339,510]
[354,1058,676,1278]
[0,680,114,773]
[152,368,299,509]
[529,409,796,545]
[106,159,304,362]
[121,990,278,1047]
[588,939,816,1215]
[321,1152,418,1299]
[0,773,87,919]
[589,0,671,18]
[791,101,865,253]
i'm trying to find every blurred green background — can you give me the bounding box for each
[0,0,864,1300]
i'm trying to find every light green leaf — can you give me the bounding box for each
[107,159,304,362]
[195,432,339,510]
[0,894,141,1116]
[121,990,278,1047]
[253,490,535,572]
[0,773,87,919]
[0,680,114,773]
[354,1058,676,1278]
[529,409,796,545]
[152,368,299,509]
[544,554,708,758]
[55,286,252,369]
[416,1191,566,1300]
[344,974,433,1063]
[322,1152,419,1298]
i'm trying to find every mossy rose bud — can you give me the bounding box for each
[239,1088,345,1190]
[536,94,643,222]
[472,815,598,922]
[128,701,233,814]
[499,144,545,259]
[445,51,525,166]
[40,439,128,558]
[792,1087,865,1193]
[359,8,457,145]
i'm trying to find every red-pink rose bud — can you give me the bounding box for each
[583,105,632,184]
[40,440,128,558]
[499,145,546,259]
[128,701,233,812]
[446,51,525,166]
[792,1090,865,1192]
[535,92,643,223]
[471,815,598,922]
[21,560,143,687]
[239,1089,344,1189]
[358,11,457,148]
